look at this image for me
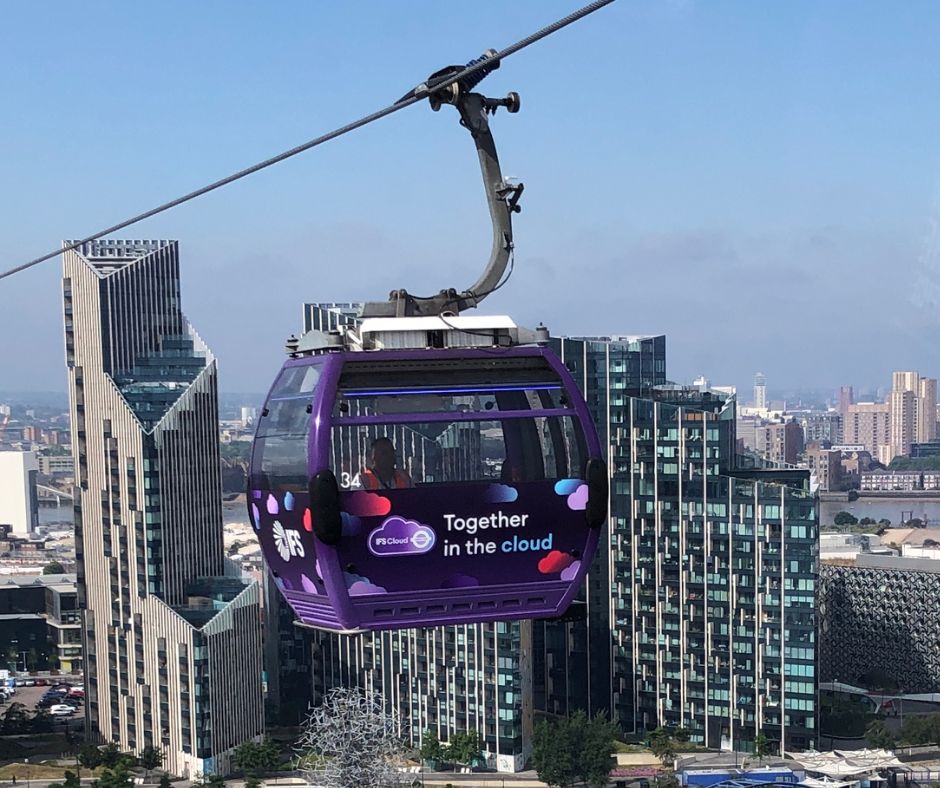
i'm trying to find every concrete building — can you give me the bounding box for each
[842,402,890,458]
[37,454,75,477]
[800,412,842,446]
[64,240,263,777]
[837,386,854,418]
[804,445,842,492]
[755,420,804,466]
[0,574,81,672]
[859,469,940,491]
[886,372,937,463]
[0,451,39,536]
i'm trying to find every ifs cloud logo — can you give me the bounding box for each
[368,516,436,557]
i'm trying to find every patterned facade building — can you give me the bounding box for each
[820,554,940,692]
[535,338,818,754]
[64,240,263,777]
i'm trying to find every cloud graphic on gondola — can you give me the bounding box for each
[368,516,436,556]
[266,494,279,515]
[341,512,362,536]
[344,571,387,595]
[251,489,262,500]
[566,484,589,511]
[300,573,319,593]
[538,550,575,574]
[251,504,261,530]
[284,491,295,511]
[344,492,392,517]
[560,560,582,582]
[484,484,518,503]
[554,479,582,496]
[302,508,313,532]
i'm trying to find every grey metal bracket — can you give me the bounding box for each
[361,51,523,318]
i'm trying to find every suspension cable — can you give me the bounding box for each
[0,0,615,282]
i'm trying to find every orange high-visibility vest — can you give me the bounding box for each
[360,468,412,490]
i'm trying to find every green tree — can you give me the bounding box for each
[834,511,859,526]
[48,771,82,788]
[448,731,483,768]
[533,717,578,787]
[158,774,172,788]
[673,727,691,743]
[878,518,892,526]
[1,702,30,734]
[532,711,618,788]
[79,743,103,770]
[865,720,896,749]
[233,737,280,775]
[29,708,53,733]
[648,727,676,767]
[901,714,940,745]
[754,732,772,763]
[43,560,66,575]
[139,745,163,777]
[243,777,262,788]
[193,773,226,788]
[656,775,681,788]
[100,742,122,769]
[420,730,444,765]
[96,764,133,788]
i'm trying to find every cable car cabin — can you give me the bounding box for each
[249,344,607,633]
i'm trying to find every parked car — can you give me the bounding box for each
[67,688,85,698]
[23,679,35,687]
[13,679,24,687]
[49,704,75,716]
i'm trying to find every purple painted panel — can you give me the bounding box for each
[335,480,590,594]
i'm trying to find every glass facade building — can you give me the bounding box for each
[535,336,818,753]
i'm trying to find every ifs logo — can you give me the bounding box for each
[273,521,305,562]
[368,516,436,557]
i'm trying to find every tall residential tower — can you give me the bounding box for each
[64,240,263,777]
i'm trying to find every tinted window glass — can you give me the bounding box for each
[252,364,320,490]
[331,416,585,490]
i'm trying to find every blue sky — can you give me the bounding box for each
[2,1,940,398]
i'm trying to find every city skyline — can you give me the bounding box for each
[4,3,940,394]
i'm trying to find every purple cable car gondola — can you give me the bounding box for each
[249,339,607,632]
[248,51,609,631]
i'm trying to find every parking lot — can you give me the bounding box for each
[2,682,85,731]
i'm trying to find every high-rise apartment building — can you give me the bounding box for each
[800,412,842,446]
[64,240,264,777]
[837,386,854,418]
[886,371,937,463]
[0,450,39,535]
[755,420,804,466]
[753,373,767,411]
[842,402,890,458]
[535,340,817,754]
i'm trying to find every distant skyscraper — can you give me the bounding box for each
[838,386,854,417]
[843,402,890,458]
[753,372,767,410]
[0,450,38,535]
[63,240,263,777]
[887,372,937,463]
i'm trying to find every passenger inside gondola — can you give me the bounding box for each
[360,437,414,490]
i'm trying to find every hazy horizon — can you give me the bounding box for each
[3,2,940,398]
